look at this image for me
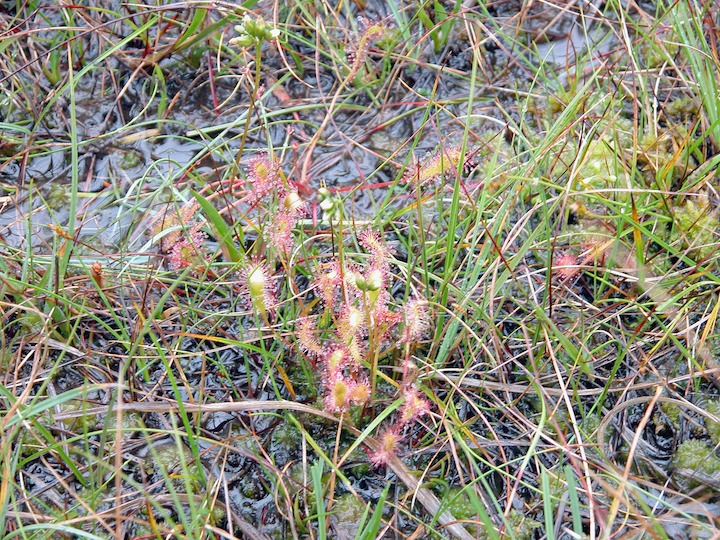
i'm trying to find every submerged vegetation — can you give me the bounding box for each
[1,0,720,538]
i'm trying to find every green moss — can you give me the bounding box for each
[271,422,302,450]
[557,117,637,213]
[18,311,45,334]
[120,149,143,170]
[331,493,367,536]
[57,399,101,431]
[672,195,720,260]
[375,27,402,53]
[45,183,70,211]
[505,509,542,540]
[282,462,306,500]
[103,410,142,431]
[439,487,540,539]
[664,96,700,117]
[673,439,720,475]
[638,130,673,168]
[574,137,628,191]
[709,335,720,358]
[706,401,720,446]
[581,412,601,435]
[444,486,476,522]
[661,402,681,429]
[640,34,679,69]
[0,137,21,158]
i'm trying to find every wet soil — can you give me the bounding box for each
[2,1,719,538]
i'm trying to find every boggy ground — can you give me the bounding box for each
[1,0,720,539]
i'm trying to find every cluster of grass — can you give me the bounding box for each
[1,0,720,538]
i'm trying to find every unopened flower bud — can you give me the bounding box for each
[325,208,342,223]
[366,268,382,291]
[353,274,367,291]
[250,17,265,36]
[230,35,255,48]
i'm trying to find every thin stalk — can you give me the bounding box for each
[236,45,263,163]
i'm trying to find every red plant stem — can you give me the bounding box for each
[207,50,219,112]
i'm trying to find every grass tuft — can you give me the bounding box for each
[2,0,720,538]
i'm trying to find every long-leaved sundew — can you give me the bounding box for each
[402,145,479,185]
[346,18,386,79]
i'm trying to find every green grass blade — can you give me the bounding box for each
[541,467,555,540]
[311,459,327,540]
[356,481,391,540]
[564,465,583,535]
[191,189,242,262]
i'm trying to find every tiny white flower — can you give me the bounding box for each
[366,269,383,291]
[319,198,334,212]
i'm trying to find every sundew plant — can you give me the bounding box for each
[1,1,720,539]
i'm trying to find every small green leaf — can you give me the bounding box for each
[191,190,242,262]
